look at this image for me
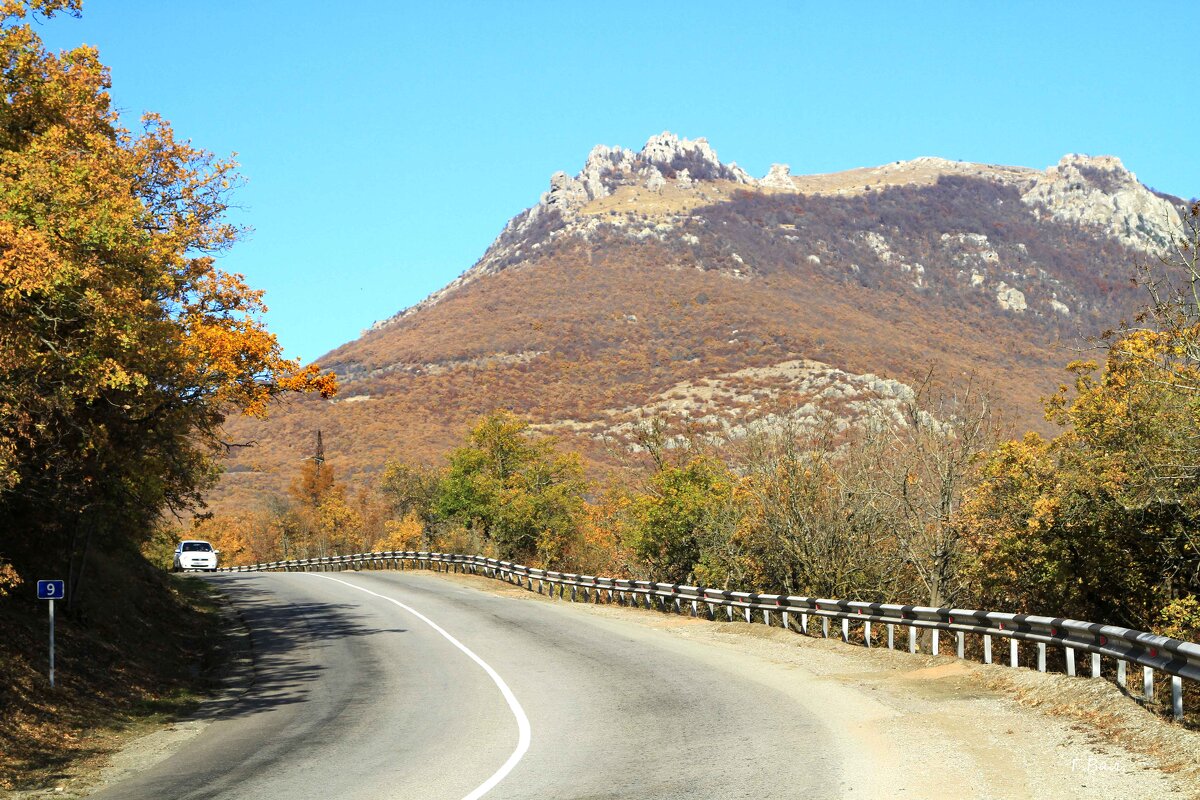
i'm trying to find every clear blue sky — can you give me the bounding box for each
[39,2,1199,364]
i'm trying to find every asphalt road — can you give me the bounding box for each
[89,570,836,800]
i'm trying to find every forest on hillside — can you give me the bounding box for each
[214,165,1154,511]
[192,208,1200,648]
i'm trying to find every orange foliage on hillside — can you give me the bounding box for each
[212,177,1145,512]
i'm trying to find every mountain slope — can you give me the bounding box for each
[213,133,1186,509]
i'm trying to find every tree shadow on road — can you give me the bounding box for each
[188,575,408,723]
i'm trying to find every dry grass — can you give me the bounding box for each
[578,180,751,219]
[575,158,1041,222]
[787,158,1037,197]
[992,667,1200,788]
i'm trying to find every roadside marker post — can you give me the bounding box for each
[36,580,65,688]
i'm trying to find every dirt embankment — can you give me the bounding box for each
[0,556,230,795]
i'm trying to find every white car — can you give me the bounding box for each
[173,540,220,572]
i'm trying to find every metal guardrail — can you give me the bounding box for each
[218,550,1200,722]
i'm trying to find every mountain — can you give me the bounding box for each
[212,132,1186,510]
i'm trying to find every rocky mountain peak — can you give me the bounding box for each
[371,138,1187,332]
[545,131,756,216]
[1020,153,1182,249]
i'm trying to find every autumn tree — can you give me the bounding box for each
[963,208,1200,632]
[728,417,908,599]
[378,460,439,527]
[877,373,1000,608]
[0,1,336,604]
[289,458,337,512]
[628,454,738,585]
[623,422,738,584]
[432,412,586,563]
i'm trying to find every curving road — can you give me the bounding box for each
[89,570,836,800]
[88,570,1194,800]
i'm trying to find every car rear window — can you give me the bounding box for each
[182,542,213,552]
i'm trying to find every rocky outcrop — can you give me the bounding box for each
[1021,154,1182,250]
[537,132,756,220]
[996,282,1027,313]
[533,359,923,447]
[760,163,794,189]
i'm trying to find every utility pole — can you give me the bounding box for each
[311,429,325,507]
[312,430,327,557]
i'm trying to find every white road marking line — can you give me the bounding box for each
[306,573,531,800]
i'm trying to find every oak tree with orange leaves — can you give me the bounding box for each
[0,0,336,604]
[962,207,1200,633]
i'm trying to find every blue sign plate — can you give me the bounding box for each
[37,580,65,600]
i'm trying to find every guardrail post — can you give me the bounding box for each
[1065,647,1076,677]
[864,620,871,648]
[782,611,790,631]
[887,623,894,650]
[1010,639,1019,668]
[727,605,734,621]
[1091,653,1101,678]
[691,600,698,617]
[744,606,752,623]
[764,610,771,626]
[983,634,992,664]
[1172,676,1184,721]
[1144,667,1154,702]
[908,625,917,653]
[1117,659,1127,688]
[1037,643,1046,672]
[823,617,830,638]
[841,618,849,642]
[570,586,577,602]
[931,629,939,656]
[956,631,964,659]
[801,612,809,634]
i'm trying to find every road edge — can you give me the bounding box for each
[75,578,257,798]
